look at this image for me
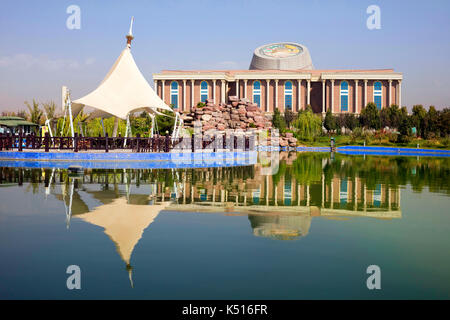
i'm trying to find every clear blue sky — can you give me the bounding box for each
[1,0,449,112]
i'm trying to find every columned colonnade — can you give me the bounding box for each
[153,71,403,114]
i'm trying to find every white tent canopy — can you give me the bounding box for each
[70,19,173,120]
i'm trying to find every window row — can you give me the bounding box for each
[169,80,385,110]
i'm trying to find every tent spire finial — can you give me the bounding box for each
[126,16,134,48]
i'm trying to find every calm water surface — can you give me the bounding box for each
[0,152,449,299]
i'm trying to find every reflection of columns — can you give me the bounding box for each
[364,79,368,107]
[355,80,359,114]
[330,178,334,209]
[182,80,186,111]
[274,79,279,110]
[213,188,216,204]
[212,79,216,104]
[266,175,269,206]
[274,185,278,206]
[307,80,311,106]
[388,80,392,106]
[354,178,358,211]
[265,79,270,112]
[298,184,301,206]
[221,80,225,104]
[306,185,310,207]
[398,188,401,207]
[322,80,326,113]
[298,79,302,112]
[162,80,166,103]
[364,184,367,211]
[330,79,334,113]
[236,80,239,99]
[321,174,325,208]
[398,80,402,107]
[183,182,186,204]
[191,79,195,108]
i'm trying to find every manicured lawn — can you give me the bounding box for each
[299,135,450,150]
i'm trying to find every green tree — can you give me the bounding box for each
[284,109,295,129]
[380,104,401,129]
[424,106,439,138]
[323,109,336,133]
[271,108,286,132]
[292,107,322,141]
[411,104,426,137]
[360,103,381,130]
[24,99,43,125]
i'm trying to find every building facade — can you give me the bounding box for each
[152,42,403,115]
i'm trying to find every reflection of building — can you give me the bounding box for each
[2,165,402,245]
[152,42,403,114]
[248,214,311,241]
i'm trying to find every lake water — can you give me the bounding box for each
[0,152,449,299]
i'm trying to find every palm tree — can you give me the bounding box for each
[42,101,57,134]
[24,99,43,125]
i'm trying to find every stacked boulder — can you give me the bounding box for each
[180,96,298,148]
[181,96,271,131]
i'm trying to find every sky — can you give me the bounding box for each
[0,0,449,112]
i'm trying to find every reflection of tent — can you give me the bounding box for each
[76,197,168,287]
[77,198,165,265]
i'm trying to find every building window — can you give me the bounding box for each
[200,81,208,102]
[284,81,293,110]
[340,81,349,112]
[374,81,382,110]
[253,80,261,107]
[170,81,178,108]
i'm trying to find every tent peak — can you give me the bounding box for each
[126,16,134,48]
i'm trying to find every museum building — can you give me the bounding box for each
[152,42,403,115]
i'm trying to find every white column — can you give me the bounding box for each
[266,79,270,112]
[398,80,402,107]
[182,80,186,111]
[191,79,195,108]
[236,80,239,99]
[212,79,216,104]
[388,80,392,106]
[330,79,334,113]
[297,79,302,112]
[307,80,311,106]
[275,79,279,110]
[364,79,368,107]
[162,80,166,103]
[221,80,225,104]
[244,79,248,99]
[355,79,359,114]
[154,80,158,96]
[322,80,326,114]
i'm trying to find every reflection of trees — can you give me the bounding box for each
[323,155,450,195]
[2,154,448,196]
[272,153,327,186]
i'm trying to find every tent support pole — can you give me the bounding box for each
[149,114,155,138]
[67,96,75,138]
[100,118,106,137]
[124,114,130,145]
[112,117,119,137]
